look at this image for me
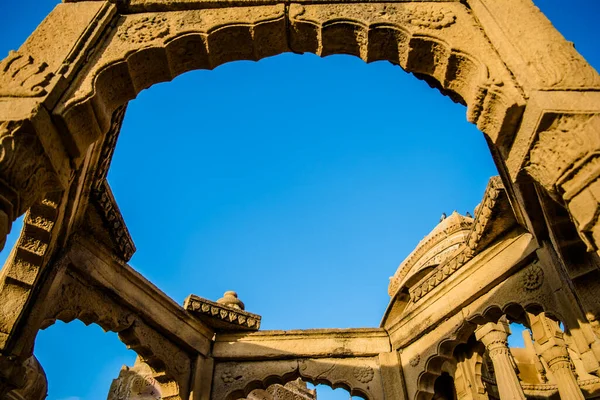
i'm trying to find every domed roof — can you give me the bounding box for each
[388,211,473,297]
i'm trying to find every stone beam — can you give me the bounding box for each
[213,328,390,360]
[68,0,461,14]
[68,235,214,356]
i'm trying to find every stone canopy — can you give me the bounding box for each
[0,0,600,399]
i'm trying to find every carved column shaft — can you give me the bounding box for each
[475,320,526,400]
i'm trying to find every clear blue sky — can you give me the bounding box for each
[1,1,599,399]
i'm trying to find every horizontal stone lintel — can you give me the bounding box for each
[213,328,391,360]
[65,0,460,13]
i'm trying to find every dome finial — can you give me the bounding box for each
[217,291,245,310]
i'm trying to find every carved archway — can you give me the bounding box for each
[212,358,383,400]
[54,2,524,157]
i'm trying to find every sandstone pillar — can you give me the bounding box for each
[467,0,600,255]
[528,313,585,400]
[475,320,526,400]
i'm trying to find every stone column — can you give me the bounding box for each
[528,313,585,400]
[475,320,526,400]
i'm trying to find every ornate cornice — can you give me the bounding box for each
[184,294,261,332]
[92,181,135,262]
[409,176,507,302]
[88,105,135,262]
[388,212,473,296]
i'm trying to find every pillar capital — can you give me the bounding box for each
[475,320,526,400]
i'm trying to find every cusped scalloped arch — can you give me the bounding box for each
[213,358,382,400]
[414,300,567,400]
[54,3,524,157]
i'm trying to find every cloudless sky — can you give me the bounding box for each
[1,1,599,399]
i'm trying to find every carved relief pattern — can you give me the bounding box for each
[0,191,61,352]
[213,358,382,399]
[403,6,456,29]
[107,362,162,400]
[0,51,53,97]
[410,177,503,301]
[40,269,189,397]
[93,181,135,261]
[526,114,600,197]
[93,105,127,192]
[5,356,47,400]
[352,365,374,383]
[118,321,191,395]
[118,15,170,43]
[39,270,136,332]
[185,294,261,330]
[388,214,473,296]
[523,262,544,291]
[222,369,243,384]
[409,355,420,367]
[532,42,600,88]
[0,121,56,217]
[291,3,455,29]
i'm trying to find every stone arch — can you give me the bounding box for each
[30,266,189,399]
[54,2,524,159]
[414,298,569,400]
[212,358,383,400]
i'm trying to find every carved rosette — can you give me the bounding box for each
[409,355,420,367]
[353,365,374,383]
[526,114,600,251]
[522,263,544,291]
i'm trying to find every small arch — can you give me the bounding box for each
[34,320,138,399]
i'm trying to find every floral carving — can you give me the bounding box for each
[0,51,53,97]
[523,263,544,291]
[409,355,420,367]
[177,10,204,31]
[221,369,242,384]
[404,6,456,29]
[118,15,170,43]
[353,365,374,383]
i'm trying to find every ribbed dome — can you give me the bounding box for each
[388,211,474,296]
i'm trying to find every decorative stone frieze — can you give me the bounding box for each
[185,293,261,332]
[408,176,508,302]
